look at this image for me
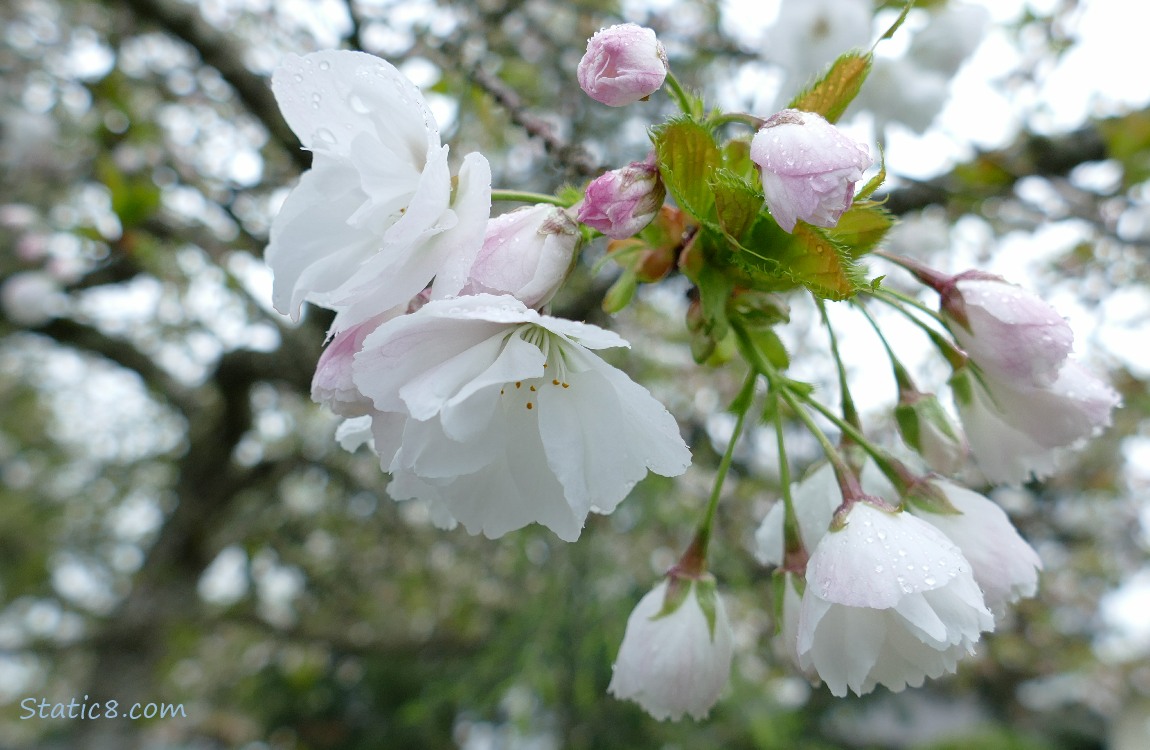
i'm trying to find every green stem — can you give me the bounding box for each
[490,189,569,207]
[663,72,695,117]
[709,112,766,131]
[817,299,861,435]
[869,289,968,370]
[853,300,916,393]
[689,369,757,568]
[732,320,862,503]
[869,286,943,323]
[773,393,806,571]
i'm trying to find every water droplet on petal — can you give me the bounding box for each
[318,60,331,71]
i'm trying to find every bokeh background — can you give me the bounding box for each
[2,0,1149,747]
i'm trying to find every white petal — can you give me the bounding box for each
[440,334,546,442]
[917,481,1042,614]
[265,159,376,319]
[335,416,374,451]
[272,50,438,159]
[807,503,970,610]
[538,346,690,517]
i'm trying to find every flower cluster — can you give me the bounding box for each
[267,49,691,542]
[755,462,1040,696]
[262,17,1118,725]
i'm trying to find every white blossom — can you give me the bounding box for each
[577,24,668,107]
[942,272,1075,388]
[350,294,691,541]
[463,205,579,309]
[910,480,1042,616]
[798,502,994,697]
[266,50,491,330]
[951,362,1119,485]
[608,577,733,720]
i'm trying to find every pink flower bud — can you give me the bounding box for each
[749,109,872,233]
[577,23,669,107]
[463,204,580,309]
[577,157,666,239]
[940,271,1074,388]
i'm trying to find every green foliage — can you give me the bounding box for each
[1100,109,1150,187]
[96,155,161,228]
[828,204,894,258]
[653,117,723,224]
[788,51,872,124]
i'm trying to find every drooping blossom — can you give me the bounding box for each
[577,24,669,107]
[462,204,580,309]
[909,480,1042,616]
[266,50,491,330]
[951,362,1119,485]
[350,294,691,541]
[754,461,840,568]
[940,271,1074,388]
[798,501,994,697]
[608,576,733,721]
[577,156,666,239]
[750,109,871,233]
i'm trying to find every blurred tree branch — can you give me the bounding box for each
[882,124,1109,216]
[121,0,309,171]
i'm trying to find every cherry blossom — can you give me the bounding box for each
[350,294,691,541]
[608,576,733,721]
[266,50,491,330]
[750,109,871,233]
[798,501,994,697]
[577,24,669,107]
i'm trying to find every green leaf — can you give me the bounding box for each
[746,327,790,371]
[601,269,637,313]
[876,1,916,45]
[829,204,894,257]
[652,117,722,222]
[786,224,866,298]
[711,169,763,243]
[788,50,872,123]
[729,219,864,300]
[856,145,887,199]
[695,261,734,340]
[721,138,757,183]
